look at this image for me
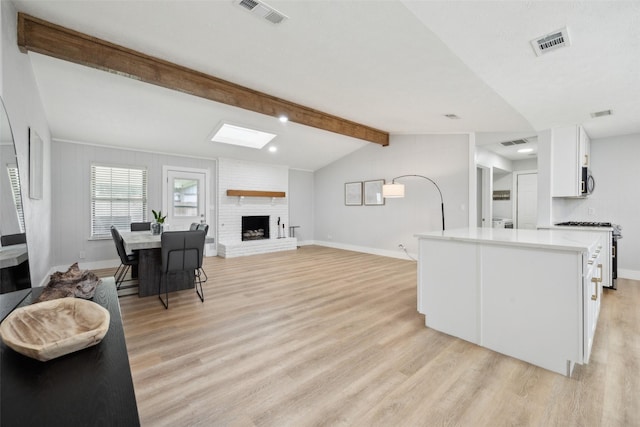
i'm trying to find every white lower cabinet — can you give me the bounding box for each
[584,239,603,363]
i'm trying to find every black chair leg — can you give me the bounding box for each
[195,271,204,302]
[114,264,130,289]
[158,274,169,309]
[199,268,208,283]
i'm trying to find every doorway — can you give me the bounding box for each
[162,166,208,231]
[476,166,491,227]
[515,171,537,229]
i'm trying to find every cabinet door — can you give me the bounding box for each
[584,251,602,363]
[552,126,581,197]
[418,239,479,344]
[579,126,590,167]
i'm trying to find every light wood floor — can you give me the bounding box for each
[98,246,640,426]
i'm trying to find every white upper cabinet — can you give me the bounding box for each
[579,125,590,168]
[552,125,591,197]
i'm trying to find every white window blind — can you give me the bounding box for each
[91,164,147,237]
[7,165,25,233]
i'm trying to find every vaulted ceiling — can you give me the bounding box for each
[11,0,640,169]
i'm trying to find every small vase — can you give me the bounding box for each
[151,222,163,235]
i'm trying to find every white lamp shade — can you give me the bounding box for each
[382,183,405,198]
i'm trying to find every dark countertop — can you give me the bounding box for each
[1,278,140,426]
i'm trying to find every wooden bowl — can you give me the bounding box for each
[0,297,110,361]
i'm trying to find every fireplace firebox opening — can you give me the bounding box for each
[242,216,270,241]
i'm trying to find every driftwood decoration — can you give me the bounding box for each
[36,263,102,303]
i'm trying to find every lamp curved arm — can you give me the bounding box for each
[390,174,445,230]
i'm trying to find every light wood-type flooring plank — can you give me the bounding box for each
[93,246,640,426]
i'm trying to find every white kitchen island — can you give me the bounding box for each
[415,227,605,376]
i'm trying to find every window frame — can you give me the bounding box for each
[90,163,148,238]
[6,164,25,233]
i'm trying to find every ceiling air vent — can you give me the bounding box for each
[235,0,288,25]
[500,139,528,146]
[530,27,570,56]
[591,109,613,118]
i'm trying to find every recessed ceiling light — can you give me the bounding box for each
[517,148,534,153]
[210,123,276,149]
[268,146,277,153]
[278,115,288,123]
[444,114,460,119]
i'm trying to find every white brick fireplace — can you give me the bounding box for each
[218,158,296,258]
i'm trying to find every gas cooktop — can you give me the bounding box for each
[555,221,612,227]
[555,221,622,238]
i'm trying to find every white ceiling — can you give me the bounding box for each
[11,0,640,168]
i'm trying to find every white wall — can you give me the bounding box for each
[51,140,217,268]
[1,0,52,286]
[288,169,314,244]
[218,158,288,244]
[513,158,537,171]
[314,133,470,258]
[475,146,513,171]
[551,133,640,277]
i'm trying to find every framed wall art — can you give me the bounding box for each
[344,181,362,206]
[364,179,385,206]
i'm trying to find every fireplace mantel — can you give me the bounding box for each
[227,190,286,198]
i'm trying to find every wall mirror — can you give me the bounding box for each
[0,96,31,294]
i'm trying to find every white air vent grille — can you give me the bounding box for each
[591,109,613,118]
[238,0,259,10]
[500,139,528,146]
[235,0,288,24]
[531,27,570,56]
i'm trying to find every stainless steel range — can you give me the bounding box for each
[555,221,622,289]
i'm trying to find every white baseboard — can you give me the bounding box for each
[312,240,416,261]
[618,269,640,281]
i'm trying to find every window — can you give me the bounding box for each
[91,164,147,238]
[7,165,25,233]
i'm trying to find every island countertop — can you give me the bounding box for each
[415,227,603,252]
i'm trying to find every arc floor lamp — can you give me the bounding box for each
[382,174,445,231]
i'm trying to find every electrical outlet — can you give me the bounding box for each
[79,250,86,259]
[398,244,405,249]
[588,207,595,216]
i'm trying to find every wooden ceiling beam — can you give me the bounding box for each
[17,13,389,146]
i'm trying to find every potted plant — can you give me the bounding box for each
[151,210,166,235]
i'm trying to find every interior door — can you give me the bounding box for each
[165,169,206,231]
[516,172,537,229]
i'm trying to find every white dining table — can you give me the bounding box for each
[119,231,161,250]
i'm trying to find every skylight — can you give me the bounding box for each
[210,123,276,149]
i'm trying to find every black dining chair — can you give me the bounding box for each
[196,223,209,234]
[194,223,209,282]
[159,230,206,309]
[189,223,199,231]
[1,233,26,246]
[0,233,30,293]
[130,222,151,231]
[111,226,139,290]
